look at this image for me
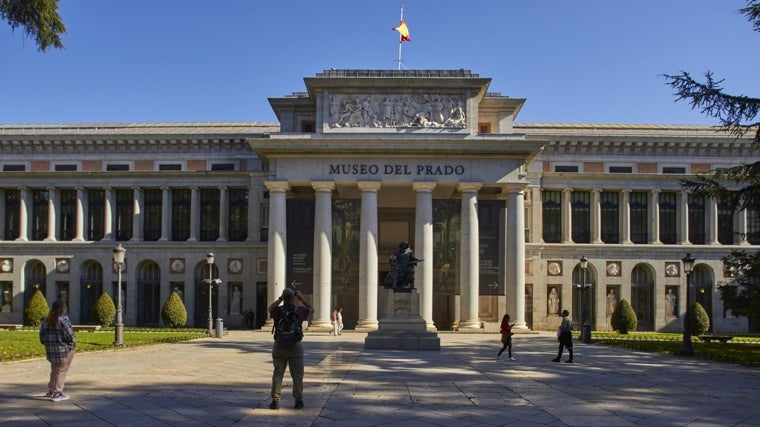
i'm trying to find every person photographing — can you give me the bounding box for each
[269,288,312,410]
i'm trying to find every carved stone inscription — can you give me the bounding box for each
[329,94,466,129]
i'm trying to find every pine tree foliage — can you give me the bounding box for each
[162,291,187,328]
[610,298,638,334]
[93,293,116,327]
[24,289,49,326]
[720,249,760,323]
[0,0,66,51]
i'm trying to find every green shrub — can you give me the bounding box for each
[611,298,638,334]
[93,293,116,326]
[162,291,187,328]
[690,302,710,336]
[24,290,49,326]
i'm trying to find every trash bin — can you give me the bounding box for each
[215,318,224,338]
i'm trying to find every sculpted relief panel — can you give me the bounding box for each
[329,94,466,129]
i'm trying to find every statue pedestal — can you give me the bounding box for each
[364,289,440,351]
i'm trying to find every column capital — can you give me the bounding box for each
[311,181,336,192]
[357,181,381,192]
[500,183,527,195]
[457,182,482,193]
[412,182,436,192]
[264,181,290,192]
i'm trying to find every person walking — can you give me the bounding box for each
[552,309,574,363]
[336,307,344,335]
[269,288,313,410]
[331,308,339,336]
[39,299,77,402]
[496,313,515,360]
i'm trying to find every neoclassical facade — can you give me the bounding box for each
[0,69,757,333]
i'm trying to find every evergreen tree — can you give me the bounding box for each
[610,298,638,334]
[690,302,711,336]
[24,289,49,326]
[0,0,66,51]
[93,293,116,327]
[665,1,760,324]
[161,291,187,328]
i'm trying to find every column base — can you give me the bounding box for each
[457,320,482,330]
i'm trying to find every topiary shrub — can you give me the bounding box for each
[690,302,711,336]
[25,289,49,326]
[611,298,638,334]
[93,293,116,327]
[162,291,187,328]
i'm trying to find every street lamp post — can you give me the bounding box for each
[579,255,592,344]
[205,252,222,336]
[112,243,126,346]
[681,253,695,356]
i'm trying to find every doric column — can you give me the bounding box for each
[160,186,171,241]
[620,189,632,244]
[459,182,482,330]
[649,190,662,244]
[246,176,258,243]
[217,186,228,242]
[413,182,436,330]
[104,187,114,241]
[16,187,29,241]
[45,187,57,241]
[591,188,602,244]
[265,181,289,314]
[707,196,719,245]
[561,187,573,244]
[356,181,381,331]
[311,181,335,329]
[677,190,689,244]
[131,186,143,242]
[736,203,749,245]
[505,185,528,331]
[73,187,86,241]
[189,186,199,242]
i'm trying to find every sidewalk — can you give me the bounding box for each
[1,331,759,426]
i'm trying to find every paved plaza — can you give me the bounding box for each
[1,330,759,426]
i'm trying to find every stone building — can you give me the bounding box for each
[1,69,757,333]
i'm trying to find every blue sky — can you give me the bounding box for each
[1,1,757,125]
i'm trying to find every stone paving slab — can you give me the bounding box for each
[1,331,759,426]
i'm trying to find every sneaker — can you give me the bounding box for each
[509,357,517,361]
[551,357,560,363]
[269,400,280,410]
[564,359,573,363]
[43,391,54,398]
[294,400,304,409]
[51,393,70,402]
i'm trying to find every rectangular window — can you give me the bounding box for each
[143,189,162,241]
[659,192,677,244]
[630,191,648,244]
[571,191,590,243]
[59,189,77,240]
[662,166,687,174]
[32,189,49,241]
[200,189,220,241]
[718,201,734,244]
[54,164,77,172]
[688,195,706,244]
[106,164,129,171]
[600,191,619,243]
[115,189,133,241]
[747,203,760,244]
[171,189,191,241]
[554,165,579,173]
[88,189,105,241]
[542,190,562,243]
[478,123,491,134]
[259,203,269,242]
[210,163,235,171]
[4,189,20,240]
[158,163,182,171]
[301,121,315,133]
[2,164,25,171]
[609,166,633,173]
[228,188,248,241]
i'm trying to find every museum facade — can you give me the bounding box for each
[1,69,757,333]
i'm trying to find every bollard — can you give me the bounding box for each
[215,318,224,338]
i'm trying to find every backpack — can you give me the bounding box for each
[272,306,303,346]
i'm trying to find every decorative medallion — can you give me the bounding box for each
[56,258,70,273]
[170,258,185,274]
[0,258,12,273]
[606,261,621,277]
[665,262,680,277]
[228,259,243,274]
[547,261,562,276]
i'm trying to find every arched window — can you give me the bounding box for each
[631,264,654,331]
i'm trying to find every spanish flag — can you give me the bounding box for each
[393,20,411,42]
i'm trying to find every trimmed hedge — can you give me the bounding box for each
[162,291,187,328]
[24,290,49,327]
[94,293,116,327]
[611,298,637,334]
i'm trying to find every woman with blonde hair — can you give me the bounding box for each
[39,299,76,401]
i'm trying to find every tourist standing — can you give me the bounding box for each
[336,307,343,335]
[39,300,76,401]
[331,308,339,336]
[497,313,515,360]
[269,288,312,410]
[552,309,574,363]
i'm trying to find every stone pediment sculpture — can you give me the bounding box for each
[329,94,466,129]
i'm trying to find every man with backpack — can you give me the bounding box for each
[269,288,312,410]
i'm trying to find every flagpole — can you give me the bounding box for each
[397,5,404,70]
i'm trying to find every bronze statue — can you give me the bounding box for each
[383,241,422,292]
